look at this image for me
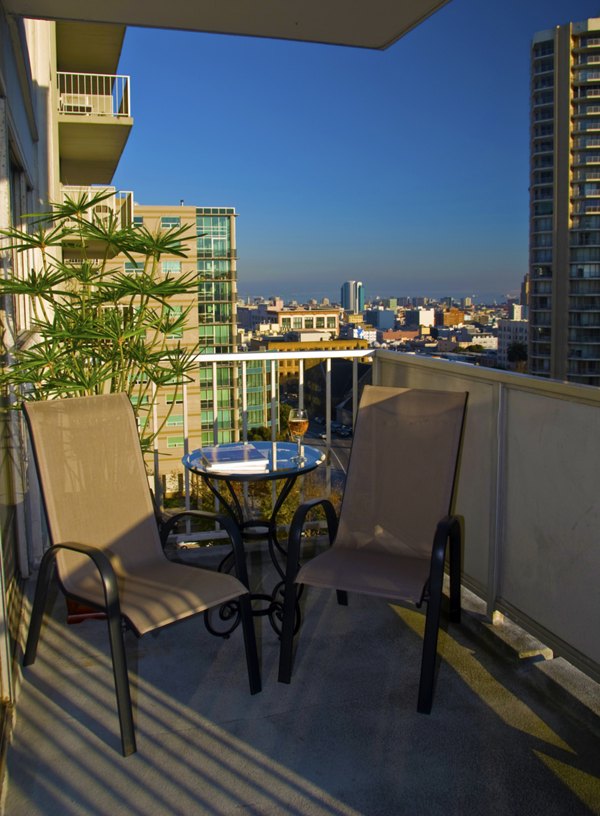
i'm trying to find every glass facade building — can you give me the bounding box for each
[529,18,600,385]
[340,280,364,313]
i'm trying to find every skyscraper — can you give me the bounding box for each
[529,18,600,385]
[340,280,365,312]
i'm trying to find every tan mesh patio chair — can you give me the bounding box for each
[23,393,261,756]
[278,385,467,713]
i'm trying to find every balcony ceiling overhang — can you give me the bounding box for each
[56,22,125,73]
[5,0,450,50]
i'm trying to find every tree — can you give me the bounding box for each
[0,189,201,450]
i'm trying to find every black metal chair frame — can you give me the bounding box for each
[277,499,463,714]
[24,506,261,757]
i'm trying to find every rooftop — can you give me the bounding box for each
[4,542,600,816]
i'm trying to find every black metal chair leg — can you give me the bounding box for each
[105,610,136,756]
[417,589,442,714]
[278,579,300,683]
[23,548,56,666]
[448,520,462,623]
[238,594,261,695]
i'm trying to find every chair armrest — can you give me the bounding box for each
[52,541,120,609]
[418,515,462,615]
[160,509,250,589]
[430,515,462,570]
[24,541,122,669]
[286,498,339,583]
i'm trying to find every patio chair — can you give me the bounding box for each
[23,393,261,756]
[278,385,467,713]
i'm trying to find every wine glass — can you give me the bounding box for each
[288,408,309,463]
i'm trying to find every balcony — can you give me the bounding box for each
[4,349,600,813]
[59,186,134,258]
[57,72,133,185]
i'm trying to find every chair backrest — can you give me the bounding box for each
[336,386,467,559]
[24,393,162,597]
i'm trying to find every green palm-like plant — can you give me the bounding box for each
[0,189,201,450]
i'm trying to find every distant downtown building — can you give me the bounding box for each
[529,17,600,385]
[340,280,365,313]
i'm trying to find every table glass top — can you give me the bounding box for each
[183,441,325,480]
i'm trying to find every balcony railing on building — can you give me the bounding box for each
[60,186,134,229]
[17,349,600,702]
[57,72,131,118]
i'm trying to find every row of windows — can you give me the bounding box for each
[575,119,600,132]
[280,316,337,329]
[198,324,232,342]
[573,215,600,229]
[570,279,600,294]
[198,260,233,280]
[124,260,183,275]
[571,232,600,246]
[532,249,552,262]
[532,233,552,248]
[198,282,232,302]
[196,208,234,216]
[198,303,233,323]
[571,247,600,261]
[133,216,182,229]
[571,263,600,277]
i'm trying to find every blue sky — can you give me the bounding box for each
[113,0,600,303]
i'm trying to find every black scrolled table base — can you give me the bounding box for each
[201,472,301,637]
[182,442,325,638]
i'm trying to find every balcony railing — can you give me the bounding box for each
[19,349,600,693]
[60,186,134,228]
[57,72,131,118]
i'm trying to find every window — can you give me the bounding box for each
[133,216,143,226]
[167,306,183,339]
[316,317,325,329]
[292,318,302,329]
[167,436,184,448]
[166,414,184,427]
[327,317,336,328]
[166,394,183,405]
[161,216,181,228]
[125,261,143,274]
[304,317,314,329]
[162,260,182,275]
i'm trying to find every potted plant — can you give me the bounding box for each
[0,189,201,451]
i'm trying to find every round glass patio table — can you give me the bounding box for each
[182,441,325,635]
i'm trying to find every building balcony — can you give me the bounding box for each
[57,72,133,185]
[4,349,600,813]
[59,186,134,258]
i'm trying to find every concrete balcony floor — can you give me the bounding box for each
[3,545,600,816]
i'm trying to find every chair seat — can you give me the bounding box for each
[297,546,431,604]
[68,559,247,636]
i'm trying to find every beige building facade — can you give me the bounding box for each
[529,18,600,385]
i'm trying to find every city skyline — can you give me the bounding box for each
[113,0,600,300]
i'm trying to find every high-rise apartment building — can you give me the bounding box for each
[119,203,276,477]
[529,18,600,385]
[121,205,238,460]
[340,280,365,313]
